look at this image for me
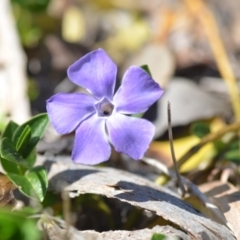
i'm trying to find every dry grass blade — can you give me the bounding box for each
[177,121,240,168]
[183,0,240,120]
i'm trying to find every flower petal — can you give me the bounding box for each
[107,113,155,159]
[46,93,96,134]
[72,115,111,164]
[114,66,164,114]
[67,49,117,100]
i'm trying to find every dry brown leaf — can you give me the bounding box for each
[37,156,235,239]
[0,172,16,207]
[199,181,240,239]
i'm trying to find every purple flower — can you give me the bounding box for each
[46,49,163,165]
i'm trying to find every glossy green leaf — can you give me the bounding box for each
[7,174,33,199]
[13,113,49,144]
[25,151,37,168]
[8,166,48,202]
[141,64,152,77]
[1,121,19,140]
[2,151,37,175]
[13,113,49,158]
[191,122,211,138]
[0,138,30,168]
[16,125,31,158]
[0,157,21,175]
[26,166,48,202]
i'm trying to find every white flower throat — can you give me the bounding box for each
[95,97,115,117]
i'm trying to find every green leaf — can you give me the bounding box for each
[0,208,41,240]
[11,0,50,12]
[141,64,152,77]
[13,113,49,158]
[1,121,19,140]
[0,157,21,175]
[224,149,240,163]
[191,122,211,138]
[213,139,226,151]
[8,166,48,202]
[16,125,31,158]
[26,166,48,201]
[2,151,37,174]
[131,113,144,118]
[25,151,37,168]
[0,138,30,168]
[151,233,167,240]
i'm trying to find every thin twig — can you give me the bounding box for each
[167,101,186,196]
[62,189,71,239]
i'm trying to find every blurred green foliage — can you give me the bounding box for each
[0,208,41,240]
[11,0,50,12]
[11,0,56,47]
[191,122,211,139]
[151,233,167,240]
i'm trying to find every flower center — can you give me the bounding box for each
[95,97,114,117]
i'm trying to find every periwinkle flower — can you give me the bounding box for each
[46,49,163,164]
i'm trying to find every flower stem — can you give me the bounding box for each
[168,102,186,196]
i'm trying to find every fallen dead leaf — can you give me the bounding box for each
[81,226,189,240]
[37,156,235,240]
[0,172,16,207]
[42,216,189,240]
[199,181,240,239]
[151,78,230,138]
